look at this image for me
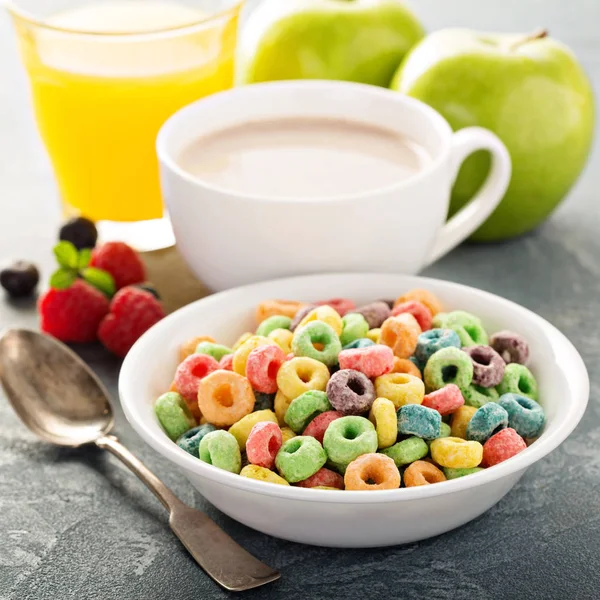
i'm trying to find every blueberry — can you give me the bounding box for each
[0,261,40,298]
[135,283,160,299]
[59,217,98,250]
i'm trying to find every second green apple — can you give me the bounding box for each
[237,0,424,87]
[392,29,595,241]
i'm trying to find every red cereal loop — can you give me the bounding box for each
[219,354,234,371]
[246,344,286,393]
[482,427,527,467]
[296,467,344,489]
[303,410,344,444]
[174,353,219,403]
[391,300,433,331]
[286,352,295,361]
[246,421,282,469]
[422,384,465,416]
[338,345,394,378]
[315,298,356,317]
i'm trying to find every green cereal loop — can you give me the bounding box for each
[195,341,233,361]
[439,422,452,438]
[322,416,378,467]
[292,321,342,366]
[177,424,217,456]
[275,436,327,482]
[339,313,369,346]
[443,467,484,480]
[380,436,428,467]
[434,311,488,347]
[256,315,292,337]
[284,390,332,433]
[424,347,474,391]
[154,392,196,441]
[460,383,499,408]
[497,363,539,400]
[199,430,242,474]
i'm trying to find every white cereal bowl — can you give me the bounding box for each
[119,273,589,548]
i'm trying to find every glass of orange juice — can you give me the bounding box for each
[8,0,244,250]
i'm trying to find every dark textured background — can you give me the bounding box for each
[1,1,600,598]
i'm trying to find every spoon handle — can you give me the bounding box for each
[96,435,280,592]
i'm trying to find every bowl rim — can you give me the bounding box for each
[119,273,589,504]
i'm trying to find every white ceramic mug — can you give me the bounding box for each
[157,80,511,291]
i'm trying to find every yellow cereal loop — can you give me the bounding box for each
[367,328,381,343]
[268,328,294,354]
[430,437,483,469]
[275,390,294,426]
[276,357,330,400]
[232,335,276,375]
[298,305,343,336]
[280,426,297,444]
[374,373,424,409]
[450,406,478,439]
[232,332,254,351]
[368,398,398,449]
[240,465,290,485]
[228,409,278,450]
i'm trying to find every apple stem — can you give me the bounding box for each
[509,28,549,51]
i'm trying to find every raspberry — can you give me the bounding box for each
[98,287,165,357]
[39,280,110,343]
[90,242,145,290]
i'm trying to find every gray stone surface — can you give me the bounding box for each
[1,2,600,598]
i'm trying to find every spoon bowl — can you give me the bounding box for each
[0,329,113,446]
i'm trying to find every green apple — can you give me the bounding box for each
[237,0,424,87]
[391,29,595,241]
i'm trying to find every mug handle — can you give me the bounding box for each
[425,127,512,266]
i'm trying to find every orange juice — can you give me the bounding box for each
[13,1,241,222]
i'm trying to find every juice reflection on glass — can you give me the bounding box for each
[9,0,244,249]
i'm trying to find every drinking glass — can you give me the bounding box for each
[8,0,244,250]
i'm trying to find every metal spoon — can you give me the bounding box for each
[0,329,280,592]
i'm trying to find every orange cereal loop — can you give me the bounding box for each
[395,289,443,316]
[179,335,216,362]
[380,313,421,359]
[450,405,478,439]
[403,460,447,487]
[197,370,255,427]
[391,357,422,380]
[256,300,306,324]
[169,381,178,393]
[344,453,400,491]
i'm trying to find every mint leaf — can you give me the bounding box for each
[53,241,78,270]
[49,268,77,290]
[81,267,115,297]
[78,248,92,270]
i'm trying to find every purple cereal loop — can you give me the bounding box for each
[326,369,376,415]
[379,299,396,309]
[290,305,317,332]
[353,301,391,329]
[490,331,530,365]
[462,345,505,388]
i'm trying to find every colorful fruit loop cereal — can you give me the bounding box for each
[154,288,544,491]
[246,421,282,468]
[344,453,400,490]
[338,345,394,378]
